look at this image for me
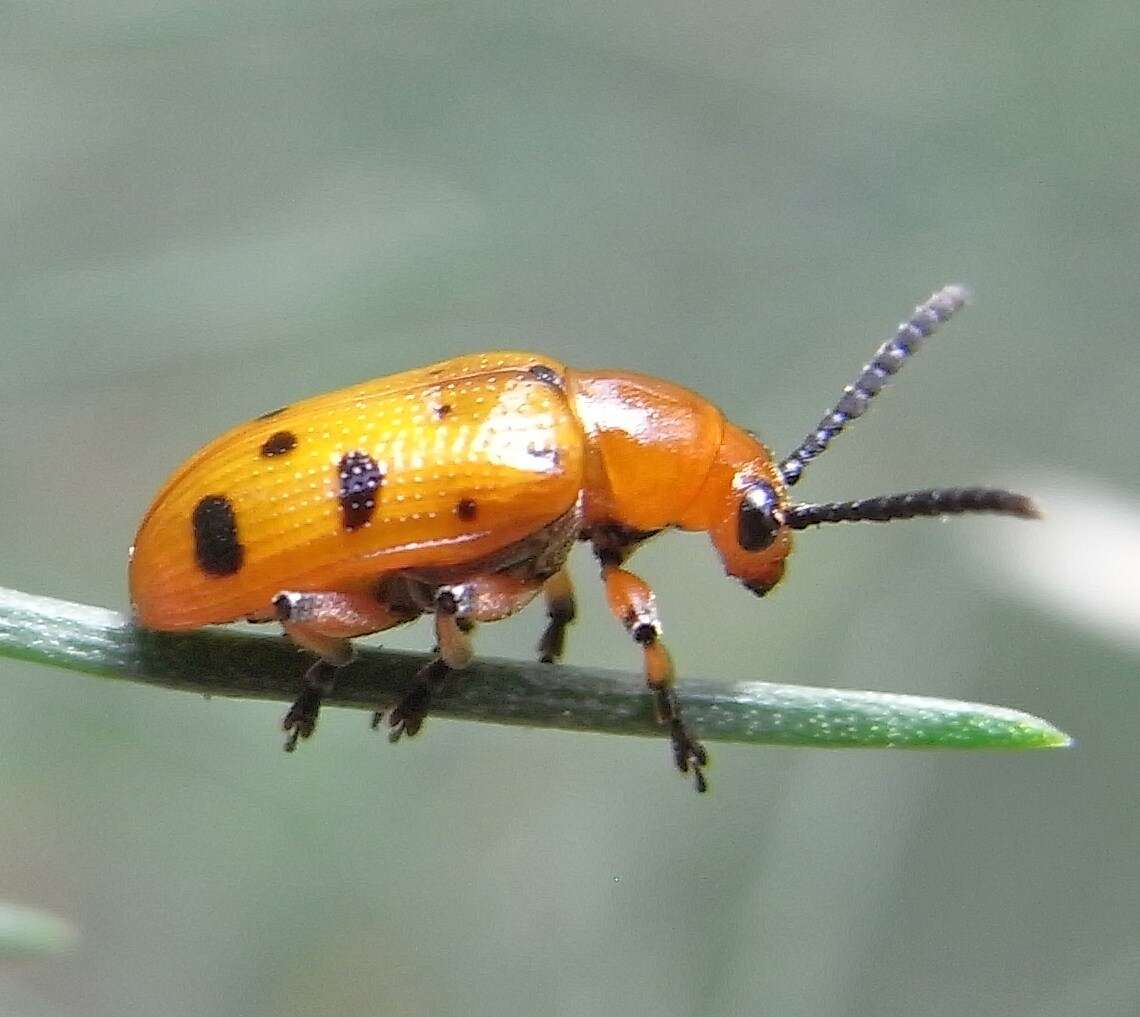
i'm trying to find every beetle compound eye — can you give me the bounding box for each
[737,482,782,552]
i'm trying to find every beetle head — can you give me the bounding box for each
[694,423,794,597]
[702,286,1041,598]
[718,285,1039,599]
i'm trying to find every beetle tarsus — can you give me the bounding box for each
[282,687,320,751]
[653,686,709,792]
[537,607,573,663]
[538,570,577,663]
[537,624,564,664]
[382,658,451,742]
[386,685,430,741]
[671,720,709,793]
[282,659,338,752]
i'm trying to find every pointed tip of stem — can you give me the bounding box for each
[1028,722,1075,750]
[985,706,1073,750]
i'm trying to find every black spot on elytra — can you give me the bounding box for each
[256,406,288,421]
[259,430,297,458]
[192,495,244,575]
[338,451,382,530]
[528,364,561,387]
[433,403,452,420]
[455,498,478,521]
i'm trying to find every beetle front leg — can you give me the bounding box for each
[598,563,709,792]
[275,590,416,751]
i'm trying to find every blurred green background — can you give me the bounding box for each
[2,2,1138,1015]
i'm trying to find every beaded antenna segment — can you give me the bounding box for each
[775,285,1037,529]
[779,285,972,486]
[784,489,1040,530]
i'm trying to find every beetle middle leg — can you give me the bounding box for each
[538,568,577,663]
[383,573,545,741]
[594,544,708,792]
[275,590,416,751]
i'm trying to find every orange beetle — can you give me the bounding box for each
[130,285,1037,791]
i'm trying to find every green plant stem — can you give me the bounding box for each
[0,586,1070,749]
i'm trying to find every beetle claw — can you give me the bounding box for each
[385,708,423,742]
[386,684,431,741]
[282,686,322,752]
[281,659,340,751]
[379,658,449,743]
[652,687,709,792]
[669,721,709,793]
[386,710,424,743]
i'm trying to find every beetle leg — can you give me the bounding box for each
[433,586,476,669]
[384,575,545,741]
[597,561,709,793]
[538,568,577,663]
[280,659,341,752]
[455,572,545,622]
[382,586,474,741]
[382,657,452,741]
[429,617,477,653]
[274,590,417,751]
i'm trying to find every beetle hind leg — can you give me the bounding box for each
[275,590,417,750]
[282,658,340,752]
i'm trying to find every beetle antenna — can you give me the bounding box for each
[778,284,971,487]
[783,487,1040,529]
